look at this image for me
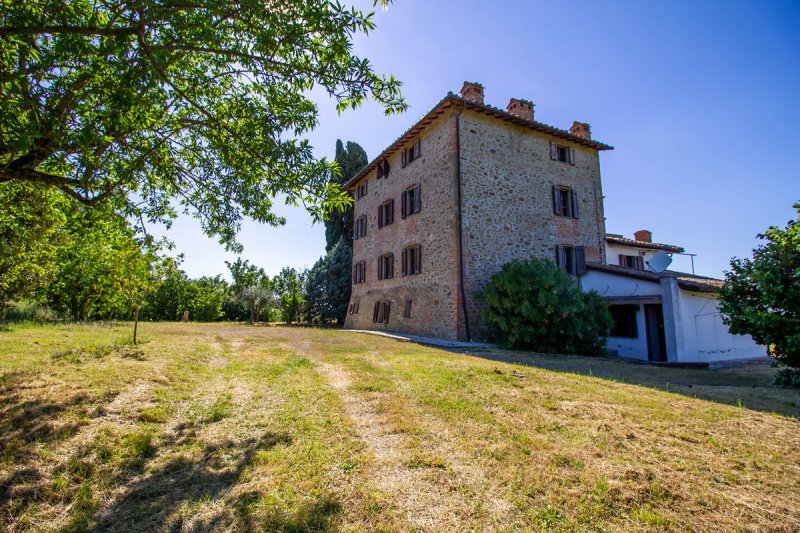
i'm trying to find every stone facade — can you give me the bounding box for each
[344,112,464,339]
[458,110,606,339]
[344,88,611,341]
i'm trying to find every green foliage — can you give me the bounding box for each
[478,258,612,355]
[325,140,368,250]
[273,267,305,323]
[146,261,228,321]
[0,182,67,305]
[1,0,405,251]
[225,258,275,323]
[720,202,800,370]
[43,207,165,320]
[305,239,353,324]
[774,367,800,388]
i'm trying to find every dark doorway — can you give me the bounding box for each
[644,304,667,361]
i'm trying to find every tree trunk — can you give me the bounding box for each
[133,305,140,345]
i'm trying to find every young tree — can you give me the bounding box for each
[225,258,274,323]
[273,267,305,323]
[479,258,612,355]
[720,202,800,374]
[1,0,405,251]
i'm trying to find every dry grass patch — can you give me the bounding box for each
[0,322,798,531]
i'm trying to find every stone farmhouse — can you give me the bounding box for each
[343,82,764,363]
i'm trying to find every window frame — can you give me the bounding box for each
[378,199,394,228]
[372,300,391,324]
[377,252,394,280]
[352,260,366,284]
[401,244,422,276]
[403,300,413,319]
[401,184,421,218]
[609,304,639,338]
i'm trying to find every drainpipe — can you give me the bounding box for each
[455,108,471,341]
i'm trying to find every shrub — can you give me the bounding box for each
[478,258,612,354]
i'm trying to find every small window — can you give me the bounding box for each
[353,215,367,239]
[403,300,413,319]
[553,186,578,218]
[378,199,394,228]
[401,139,421,167]
[555,245,586,276]
[352,261,366,284]
[550,142,575,165]
[348,302,360,315]
[401,185,421,218]
[377,253,394,280]
[401,245,422,276]
[619,254,645,270]
[376,158,390,179]
[609,305,638,338]
[356,182,368,200]
[373,301,391,324]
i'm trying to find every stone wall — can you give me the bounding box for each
[458,110,607,340]
[343,111,464,339]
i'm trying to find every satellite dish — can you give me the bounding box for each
[647,250,672,273]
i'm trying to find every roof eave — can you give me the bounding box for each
[344,93,614,190]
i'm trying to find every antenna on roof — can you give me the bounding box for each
[646,250,673,273]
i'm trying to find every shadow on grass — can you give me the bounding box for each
[459,348,800,418]
[95,423,340,532]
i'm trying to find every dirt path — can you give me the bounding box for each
[315,360,515,530]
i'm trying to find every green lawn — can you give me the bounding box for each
[0,322,798,531]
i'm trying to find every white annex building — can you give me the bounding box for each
[583,230,765,364]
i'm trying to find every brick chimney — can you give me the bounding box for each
[506,98,534,121]
[460,81,484,104]
[569,121,591,140]
[634,229,653,243]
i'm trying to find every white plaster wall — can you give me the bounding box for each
[675,290,765,362]
[581,270,658,360]
[605,243,660,268]
[581,270,660,297]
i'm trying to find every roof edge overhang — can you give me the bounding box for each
[344,93,614,190]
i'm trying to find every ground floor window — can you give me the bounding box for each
[403,300,413,318]
[609,304,638,338]
[373,301,391,324]
[349,302,360,315]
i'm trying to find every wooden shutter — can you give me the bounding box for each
[388,199,394,224]
[377,206,383,229]
[401,149,407,167]
[552,186,561,216]
[377,164,383,180]
[571,190,579,218]
[575,246,587,276]
[414,185,421,214]
[373,302,380,322]
[401,190,407,219]
[401,248,408,276]
[383,301,391,324]
[415,245,422,274]
[388,253,394,279]
[353,265,357,284]
[554,245,561,266]
[383,159,390,177]
[619,255,627,267]
[636,256,645,270]
[377,256,383,280]
[414,139,421,159]
[361,217,366,237]
[569,147,576,166]
[550,142,558,160]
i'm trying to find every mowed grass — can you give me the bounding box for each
[0,323,797,531]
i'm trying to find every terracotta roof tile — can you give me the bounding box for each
[586,263,722,293]
[345,93,613,190]
[605,234,685,253]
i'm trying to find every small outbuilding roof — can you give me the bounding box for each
[345,92,614,190]
[586,263,723,293]
[605,234,685,253]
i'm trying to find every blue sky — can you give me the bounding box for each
[157,0,800,280]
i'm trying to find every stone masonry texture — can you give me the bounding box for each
[344,103,608,341]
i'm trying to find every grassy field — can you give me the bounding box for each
[0,322,798,531]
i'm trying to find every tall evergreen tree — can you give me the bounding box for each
[325,140,368,251]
